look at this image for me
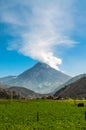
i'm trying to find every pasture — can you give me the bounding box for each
[0,99,86,130]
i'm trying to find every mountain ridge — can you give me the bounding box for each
[53,73,86,94]
[0,62,71,94]
[54,76,86,99]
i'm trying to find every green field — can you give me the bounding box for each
[0,99,86,130]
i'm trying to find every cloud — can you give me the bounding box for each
[0,0,76,70]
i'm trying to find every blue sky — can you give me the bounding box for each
[0,0,86,77]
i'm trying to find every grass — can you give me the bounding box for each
[0,99,86,130]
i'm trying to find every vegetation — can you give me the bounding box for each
[0,99,86,130]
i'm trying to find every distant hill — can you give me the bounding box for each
[53,74,86,94]
[54,76,86,99]
[0,82,42,99]
[0,86,42,99]
[0,62,71,94]
[7,87,41,99]
[0,76,16,86]
[0,82,9,89]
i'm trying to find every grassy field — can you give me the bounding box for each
[0,99,86,130]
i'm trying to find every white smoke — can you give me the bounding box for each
[2,0,76,70]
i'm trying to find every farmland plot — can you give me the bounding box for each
[0,100,86,130]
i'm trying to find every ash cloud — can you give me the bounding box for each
[0,0,76,70]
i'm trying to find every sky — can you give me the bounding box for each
[0,0,86,77]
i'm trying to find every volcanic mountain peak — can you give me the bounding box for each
[0,62,71,94]
[34,62,51,68]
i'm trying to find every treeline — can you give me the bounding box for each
[0,88,20,99]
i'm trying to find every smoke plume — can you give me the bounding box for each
[1,0,76,70]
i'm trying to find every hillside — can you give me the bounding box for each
[0,86,41,99]
[53,74,86,94]
[7,87,41,99]
[54,77,86,99]
[0,76,16,85]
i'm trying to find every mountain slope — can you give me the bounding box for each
[54,76,86,99]
[0,76,16,85]
[0,82,9,89]
[0,62,71,94]
[0,86,41,99]
[7,87,41,99]
[53,74,86,94]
